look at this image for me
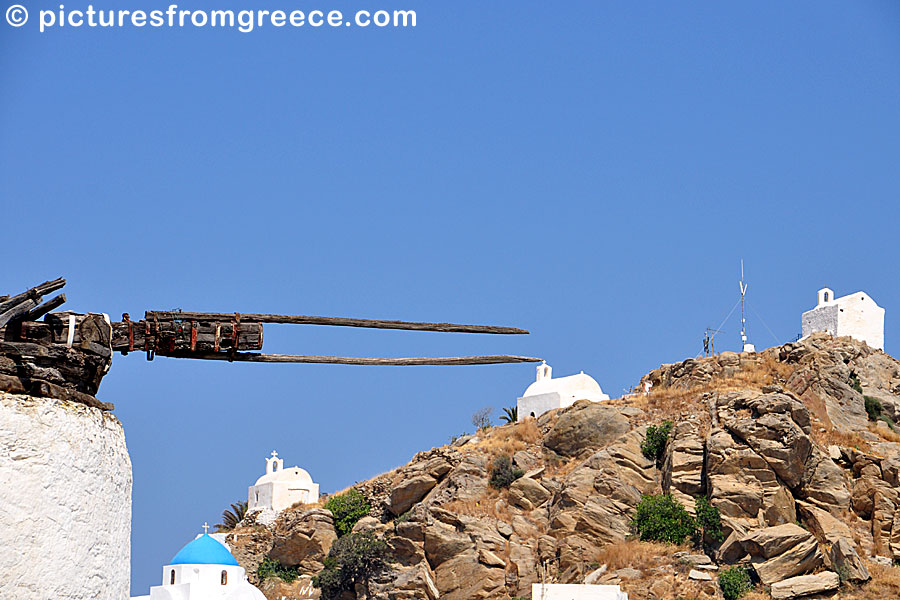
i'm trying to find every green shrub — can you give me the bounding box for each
[489,455,524,489]
[850,373,863,394]
[694,496,724,543]
[718,566,752,600]
[641,421,673,463]
[631,493,697,544]
[312,531,388,600]
[257,557,300,582]
[865,395,883,420]
[864,395,898,431]
[324,489,371,537]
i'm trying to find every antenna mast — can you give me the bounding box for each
[739,260,755,353]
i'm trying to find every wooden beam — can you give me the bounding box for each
[145,311,529,335]
[0,278,65,315]
[162,352,542,366]
[19,294,66,323]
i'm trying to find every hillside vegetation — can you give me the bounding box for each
[227,333,900,600]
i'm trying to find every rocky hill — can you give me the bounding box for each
[226,333,900,600]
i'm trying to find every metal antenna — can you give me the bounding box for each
[704,328,724,357]
[739,260,755,352]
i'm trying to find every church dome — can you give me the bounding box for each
[254,466,314,487]
[169,533,239,566]
[522,372,605,398]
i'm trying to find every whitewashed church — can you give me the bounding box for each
[248,451,319,516]
[801,287,885,350]
[131,526,265,600]
[517,362,609,421]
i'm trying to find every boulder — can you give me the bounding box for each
[717,392,813,489]
[508,477,551,509]
[423,456,489,507]
[662,418,705,510]
[742,524,814,558]
[688,569,712,581]
[390,474,438,516]
[796,501,853,545]
[373,560,439,600]
[432,551,505,600]
[750,536,823,585]
[799,450,851,512]
[227,527,275,585]
[477,548,506,568]
[543,403,631,457]
[267,508,337,573]
[770,571,840,599]
[828,537,870,583]
[423,519,472,568]
[707,428,796,529]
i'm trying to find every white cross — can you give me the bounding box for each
[270,450,278,459]
[202,522,210,534]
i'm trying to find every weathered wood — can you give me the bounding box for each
[0,278,65,315]
[146,311,529,335]
[0,339,112,396]
[109,320,262,353]
[0,373,113,411]
[0,298,40,329]
[19,294,66,323]
[162,351,542,366]
[13,318,262,353]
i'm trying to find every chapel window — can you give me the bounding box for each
[221,570,227,585]
[170,570,175,585]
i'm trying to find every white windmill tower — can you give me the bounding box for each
[740,260,755,353]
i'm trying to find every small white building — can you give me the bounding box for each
[517,362,609,421]
[532,583,628,600]
[248,451,319,514]
[131,527,266,600]
[801,287,885,350]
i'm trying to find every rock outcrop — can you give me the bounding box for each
[0,392,132,600]
[232,334,900,600]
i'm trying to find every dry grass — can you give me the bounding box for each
[869,422,900,444]
[620,354,798,432]
[591,539,689,572]
[839,563,900,600]
[461,419,541,460]
[441,488,513,523]
[812,427,872,453]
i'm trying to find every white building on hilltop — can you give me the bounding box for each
[517,362,609,421]
[131,526,266,600]
[533,583,628,600]
[248,451,319,515]
[801,287,885,350]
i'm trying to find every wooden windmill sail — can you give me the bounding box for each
[0,278,541,409]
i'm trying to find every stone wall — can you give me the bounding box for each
[0,392,132,600]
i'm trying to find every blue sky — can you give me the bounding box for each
[3,1,899,593]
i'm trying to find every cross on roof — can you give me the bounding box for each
[270,450,278,459]
[202,522,210,534]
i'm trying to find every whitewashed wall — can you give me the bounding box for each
[0,392,132,600]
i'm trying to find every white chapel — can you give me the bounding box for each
[131,526,266,600]
[517,362,610,421]
[248,451,319,515]
[801,287,885,350]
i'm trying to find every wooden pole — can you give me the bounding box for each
[0,278,65,315]
[146,311,528,335]
[162,352,542,366]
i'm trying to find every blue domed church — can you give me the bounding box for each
[131,526,266,600]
